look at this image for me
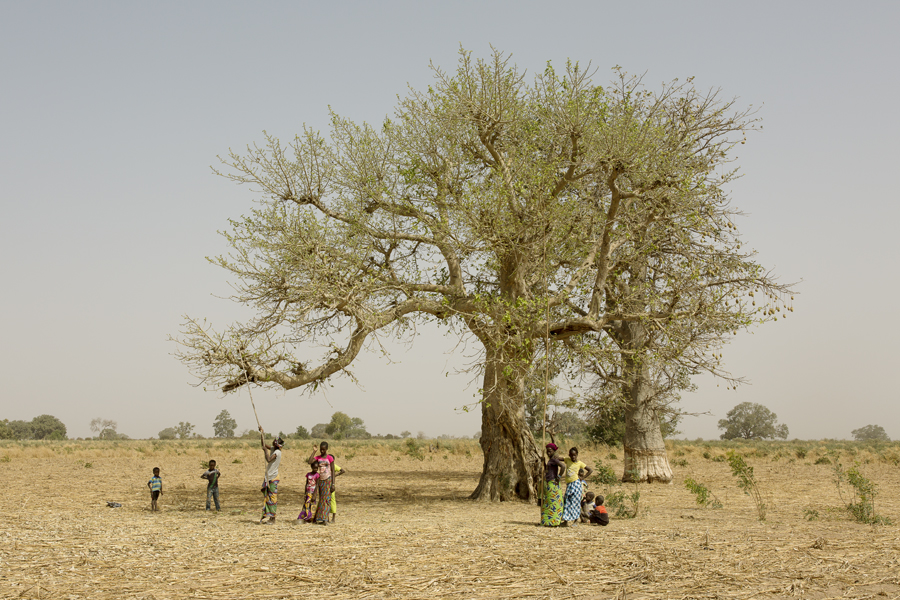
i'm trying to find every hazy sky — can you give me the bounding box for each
[2,2,898,441]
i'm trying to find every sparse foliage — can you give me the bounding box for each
[592,459,618,486]
[684,478,722,508]
[831,454,890,525]
[726,450,766,520]
[174,422,195,439]
[718,402,788,440]
[90,418,117,436]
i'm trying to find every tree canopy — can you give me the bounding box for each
[851,424,890,442]
[158,427,177,440]
[175,50,792,499]
[324,411,370,439]
[717,402,789,440]
[175,422,195,439]
[213,409,237,438]
[1,415,67,440]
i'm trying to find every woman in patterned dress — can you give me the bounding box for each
[541,443,565,527]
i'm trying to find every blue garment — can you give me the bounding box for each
[562,479,583,521]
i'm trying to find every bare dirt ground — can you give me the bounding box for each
[1,441,898,599]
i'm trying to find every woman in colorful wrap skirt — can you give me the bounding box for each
[541,443,565,527]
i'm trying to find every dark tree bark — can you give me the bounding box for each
[470,341,544,502]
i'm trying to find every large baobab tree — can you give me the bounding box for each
[175,50,789,500]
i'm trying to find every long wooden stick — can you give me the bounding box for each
[246,374,262,430]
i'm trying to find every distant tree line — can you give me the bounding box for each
[0,415,67,440]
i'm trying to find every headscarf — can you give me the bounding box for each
[546,442,558,451]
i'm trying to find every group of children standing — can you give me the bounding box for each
[144,436,347,525]
[296,441,345,525]
[145,460,222,512]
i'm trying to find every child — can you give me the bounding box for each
[312,459,332,525]
[296,462,320,522]
[200,460,221,511]
[589,494,610,526]
[580,491,596,524]
[148,467,163,511]
[562,467,586,525]
[330,462,347,523]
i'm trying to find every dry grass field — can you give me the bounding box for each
[1,439,899,600]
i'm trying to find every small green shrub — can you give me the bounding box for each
[612,469,641,519]
[592,459,618,486]
[803,508,819,521]
[814,456,831,465]
[702,451,711,460]
[832,456,890,525]
[605,490,628,516]
[672,458,688,467]
[232,458,242,464]
[84,462,93,468]
[405,438,425,461]
[795,448,807,459]
[726,451,766,521]
[607,452,617,460]
[684,478,722,508]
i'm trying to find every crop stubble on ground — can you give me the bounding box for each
[1,444,898,600]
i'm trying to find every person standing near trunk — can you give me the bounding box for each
[541,443,565,527]
[259,427,283,525]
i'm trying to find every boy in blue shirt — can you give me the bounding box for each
[147,467,163,511]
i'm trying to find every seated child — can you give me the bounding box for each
[589,494,610,526]
[580,491,596,523]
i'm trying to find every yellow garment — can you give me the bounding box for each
[564,458,586,483]
[331,464,342,514]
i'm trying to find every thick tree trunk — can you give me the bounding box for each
[470,343,543,502]
[621,357,673,483]
[614,309,673,484]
